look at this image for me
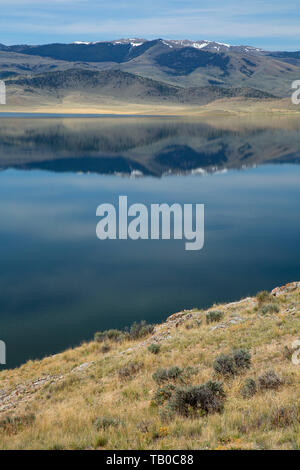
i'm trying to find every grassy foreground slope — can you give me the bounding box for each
[0,283,299,450]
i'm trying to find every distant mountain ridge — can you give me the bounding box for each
[0,38,266,58]
[1,38,300,105]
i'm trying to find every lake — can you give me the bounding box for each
[0,115,300,368]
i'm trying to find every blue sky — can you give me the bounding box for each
[0,0,299,50]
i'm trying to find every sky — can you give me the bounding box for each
[0,0,299,50]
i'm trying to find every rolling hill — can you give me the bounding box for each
[1,38,300,112]
[6,69,276,105]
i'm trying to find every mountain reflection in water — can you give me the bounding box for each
[1,116,300,176]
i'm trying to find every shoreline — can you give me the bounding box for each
[1,97,300,117]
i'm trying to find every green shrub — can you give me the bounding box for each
[153,384,176,405]
[232,349,251,370]
[258,370,283,390]
[213,349,251,376]
[94,417,121,430]
[241,378,257,398]
[94,329,125,343]
[152,366,184,385]
[206,310,224,324]
[260,303,280,315]
[106,329,125,341]
[148,343,161,355]
[94,321,154,345]
[256,291,272,306]
[168,366,184,381]
[127,321,154,340]
[167,381,226,416]
[213,354,236,376]
[153,368,168,384]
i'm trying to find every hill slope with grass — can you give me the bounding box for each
[5,69,276,112]
[1,39,300,97]
[0,282,299,450]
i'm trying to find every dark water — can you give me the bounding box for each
[0,116,300,368]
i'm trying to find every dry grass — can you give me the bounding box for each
[0,288,299,450]
[3,88,300,117]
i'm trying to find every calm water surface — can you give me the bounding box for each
[0,116,300,368]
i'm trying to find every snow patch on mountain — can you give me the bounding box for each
[113,38,147,47]
[70,39,265,54]
[73,41,93,45]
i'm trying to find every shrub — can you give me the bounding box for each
[153,368,168,384]
[241,378,257,398]
[94,329,125,343]
[271,406,299,428]
[206,310,224,324]
[258,370,283,390]
[148,343,161,355]
[118,361,143,380]
[105,329,125,341]
[152,367,184,385]
[0,413,35,435]
[167,381,226,416]
[232,349,251,370]
[94,332,107,343]
[213,354,236,376]
[213,349,251,377]
[94,417,121,430]
[94,321,154,344]
[168,366,184,381]
[153,384,176,405]
[256,291,272,306]
[260,303,280,315]
[127,321,154,340]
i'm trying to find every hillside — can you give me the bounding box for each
[5,69,276,106]
[0,282,299,450]
[3,67,290,116]
[1,38,300,98]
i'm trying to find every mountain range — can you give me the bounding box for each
[1,38,300,111]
